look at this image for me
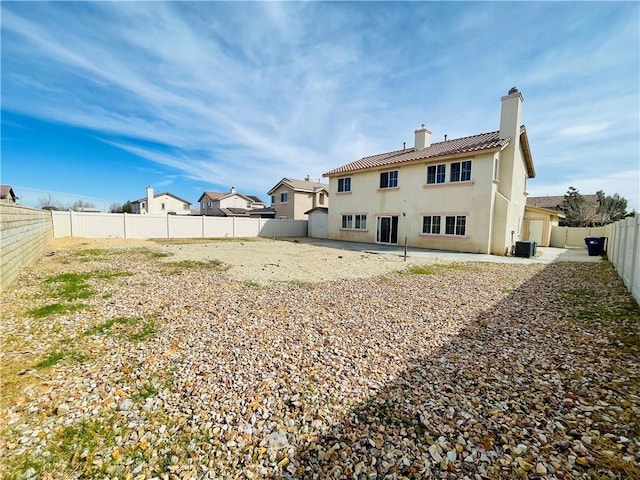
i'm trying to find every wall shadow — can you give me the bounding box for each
[275,261,638,479]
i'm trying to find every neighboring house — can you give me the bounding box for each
[267,176,329,219]
[1,185,17,203]
[198,187,268,217]
[132,186,191,215]
[323,88,535,255]
[527,195,598,224]
[522,205,565,247]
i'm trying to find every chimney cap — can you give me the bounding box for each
[508,87,519,95]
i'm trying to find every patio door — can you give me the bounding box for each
[376,216,398,244]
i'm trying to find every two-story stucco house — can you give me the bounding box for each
[323,88,535,255]
[267,177,329,219]
[131,186,191,215]
[198,187,269,217]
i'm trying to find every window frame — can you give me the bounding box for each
[341,213,367,230]
[379,170,398,189]
[422,215,441,234]
[280,192,288,203]
[337,177,351,193]
[427,164,446,184]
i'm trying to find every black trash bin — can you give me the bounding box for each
[584,237,603,256]
[515,241,535,258]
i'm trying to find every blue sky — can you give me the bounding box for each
[2,1,639,211]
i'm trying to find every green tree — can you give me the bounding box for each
[560,186,593,227]
[122,200,133,213]
[595,190,628,225]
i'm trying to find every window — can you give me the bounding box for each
[445,215,466,236]
[280,192,288,203]
[450,160,472,182]
[270,195,275,205]
[461,161,472,181]
[422,215,441,234]
[380,170,398,188]
[493,158,499,181]
[184,204,188,210]
[161,203,165,210]
[427,164,446,184]
[341,214,367,230]
[319,193,325,205]
[338,177,351,192]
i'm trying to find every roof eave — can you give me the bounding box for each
[323,146,504,177]
[520,127,535,178]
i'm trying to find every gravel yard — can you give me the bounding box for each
[1,238,638,479]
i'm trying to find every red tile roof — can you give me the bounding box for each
[324,127,535,178]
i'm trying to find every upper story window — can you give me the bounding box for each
[280,192,288,203]
[379,170,398,189]
[319,193,325,205]
[270,195,275,205]
[337,177,351,192]
[161,203,165,210]
[450,160,472,182]
[427,164,446,184]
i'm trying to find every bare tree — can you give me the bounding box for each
[37,194,66,211]
[70,200,95,211]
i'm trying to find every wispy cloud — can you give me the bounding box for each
[556,123,612,138]
[2,2,638,209]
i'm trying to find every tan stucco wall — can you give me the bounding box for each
[272,186,316,219]
[148,194,190,215]
[326,153,498,253]
[0,204,53,293]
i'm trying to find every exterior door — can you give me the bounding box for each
[528,218,545,246]
[376,216,398,244]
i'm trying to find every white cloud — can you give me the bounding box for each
[2,2,638,204]
[528,169,640,213]
[556,123,612,138]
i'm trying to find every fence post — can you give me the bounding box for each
[123,212,127,239]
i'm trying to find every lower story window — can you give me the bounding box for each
[422,215,441,234]
[342,214,367,230]
[423,215,467,236]
[445,215,466,236]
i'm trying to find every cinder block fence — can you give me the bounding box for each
[0,203,53,293]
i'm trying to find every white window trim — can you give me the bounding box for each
[419,213,469,238]
[340,213,368,231]
[337,177,352,193]
[425,160,473,186]
[379,170,399,189]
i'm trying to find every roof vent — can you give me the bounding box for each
[508,87,519,95]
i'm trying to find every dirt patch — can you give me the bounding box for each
[46,237,431,284]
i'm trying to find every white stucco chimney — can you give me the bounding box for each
[146,185,153,214]
[414,124,432,151]
[304,175,314,182]
[230,186,236,194]
[499,87,524,142]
